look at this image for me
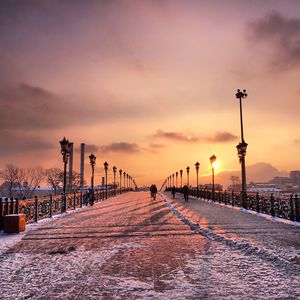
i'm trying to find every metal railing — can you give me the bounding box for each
[166,187,300,222]
[0,188,133,230]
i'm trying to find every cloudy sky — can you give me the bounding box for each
[0,0,300,186]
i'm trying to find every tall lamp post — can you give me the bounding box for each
[104,161,108,199]
[60,137,71,213]
[172,173,175,186]
[180,170,183,188]
[119,169,122,194]
[123,172,126,191]
[195,162,200,198]
[89,154,96,200]
[209,154,217,201]
[186,166,190,187]
[236,89,248,209]
[113,166,117,196]
[176,172,178,188]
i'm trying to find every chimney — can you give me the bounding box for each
[80,143,85,187]
[68,143,74,192]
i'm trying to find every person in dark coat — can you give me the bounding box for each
[171,186,176,199]
[152,185,157,200]
[182,185,189,203]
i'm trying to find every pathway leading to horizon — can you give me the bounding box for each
[0,192,299,299]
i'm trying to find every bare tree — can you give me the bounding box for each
[0,164,21,197]
[45,168,63,195]
[230,175,240,192]
[19,167,45,198]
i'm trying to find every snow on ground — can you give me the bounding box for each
[0,192,299,299]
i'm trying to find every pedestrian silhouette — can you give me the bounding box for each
[182,185,189,203]
[171,186,176,199]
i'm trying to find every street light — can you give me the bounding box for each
[236,89,248,208]
[104,161,108,199]
[59,137,71,212]
[186,166,190,186]
[210,154,217,201]
[195,162,200,198]
[172,173,175,186]
[119,169,122,194]
[113,166,117,196]
[89,153,96,190]
[180,169,183,188]
[176,172,178,188]
[123,172,126,191]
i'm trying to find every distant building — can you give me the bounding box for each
[290,170,300,186]
[269,176,292,190]
[247,182,281,195]
[199,183,223,191]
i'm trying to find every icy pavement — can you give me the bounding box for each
[0,192,299,299]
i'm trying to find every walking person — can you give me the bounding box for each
[152,185,157,200]
[182,185,189,203]
[171,185,176,199]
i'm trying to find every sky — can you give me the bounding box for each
[0,0,300,187]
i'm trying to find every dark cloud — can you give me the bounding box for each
[248,11,300,70]
[149,143,166,149]
[100,142,140,153]
[153,130,199,142]
[0,130,54,155]
[205,132,238,143]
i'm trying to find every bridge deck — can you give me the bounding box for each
[0,192,299,299]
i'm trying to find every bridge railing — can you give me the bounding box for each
[0,188,133,230]
[166,187,300,222]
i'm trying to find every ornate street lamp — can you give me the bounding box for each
[195,162,200,198]
[186,166,190,186]
[236,89,248,208]
[119,169,122,194]
[172,173,175,186]
[89,153,96,190]
[176,172,178,188]
[180,169,183,188]
[59,137,71,212]
[113,166,117,196]
[123,171,126,191]
[104,161,108,199]
[210,154,217,201]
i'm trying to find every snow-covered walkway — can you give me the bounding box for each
[0,192,299,299]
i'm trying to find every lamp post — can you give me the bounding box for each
[113,166,117,196]
[180,169,183,188]
[172,173,174,186]
[186,166,190,186]
[119,169,122,194]
[209,154,217,201]
[104,161,108,199]
[89,153,96,190]
[195,162,200,198]
[123,172,126,191]
[126,174,129,189]
[176,172,178,188]
[236,89,248,209]
[59,137,71,212]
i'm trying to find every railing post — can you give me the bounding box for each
[15,198,19,214]
[231,191,234,206]
[4,198,9,215]
[295,194,300,222]
[256,192,260,213]
[61,193,64,213]
[85,191,88,206]
[49,194,53,218]
[34,196,38,222]
[289,194,294,221]
[270,193,275,217]
[0,198,3,230]
[73,192,76,210]
[80,192,83,208]
[10,198,14,214]
[224,190,227,205]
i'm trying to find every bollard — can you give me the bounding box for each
[289,194,294,221]
[256,192,260,213]
[34,196,38,222]
[295,194,300,222]
[73,192,76,210]
[49,194,53,218]
[270,193,275,217]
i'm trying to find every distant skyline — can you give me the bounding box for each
[0,0,300,186]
